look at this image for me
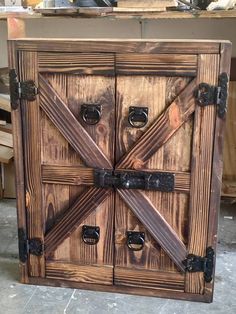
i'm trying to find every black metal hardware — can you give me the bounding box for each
[80,104,102,125]
[126,231,145,251]
[182,247,214,283]
[94,169,175,192]
[128,106,149,128]
[82,225,100,245]
[195,72,229,119]
[18,228,28,263]
[18,228,43,262]
[9,69,38,110]
[94,0,113,6]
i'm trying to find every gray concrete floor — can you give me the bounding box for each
[0,199,235,314]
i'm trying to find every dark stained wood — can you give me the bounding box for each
[18,50,45,278]
[116,54,197,76]
[8,41,29,283]
[28,276,211,303]
[44,188,111,257]
[230,57,236,81]
[114,267,185,291]
[14,39,222,54]
[205,42,232,300]
[39,74,112,169]
[117,78,196,169]
[46,262,113,285]
[42,165,94,185]
[38,52,115,75]
[185,54,220,294]
[117,189,187,272]
[42,165,190,192]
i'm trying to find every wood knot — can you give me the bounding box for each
[97,124,107,135]
[132,159,145,170]
[169,103,181,128]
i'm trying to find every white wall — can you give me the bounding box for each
[0,18,236,68]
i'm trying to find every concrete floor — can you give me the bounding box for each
[0,199,235,314]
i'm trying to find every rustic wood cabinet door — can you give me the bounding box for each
[18,50,116,285]
[9,40,231,302]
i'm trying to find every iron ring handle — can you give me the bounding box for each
[126,231,145,251]
[82,226,100,245]
[128,107,148,128]
[81,104,101,125]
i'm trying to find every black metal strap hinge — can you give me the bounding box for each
[195,72,229,119]
[18,228,43,263]
[9,69,38,110]
[182,247,214,283]
[94,169,175,192]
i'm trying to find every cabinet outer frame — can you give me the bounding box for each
[8,39,232,302]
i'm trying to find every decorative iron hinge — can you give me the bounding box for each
[94,169,175,192]
[9,69,38,110]
[18,228,43,263]
[195,72,229,119]
[182,247,214,283]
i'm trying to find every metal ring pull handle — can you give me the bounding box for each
[128,106,148,128]
[126,231,145,251]
[81,104,101,125]
[82,225,100,245]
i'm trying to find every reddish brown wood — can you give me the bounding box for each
[8,41,29,283]
[39,74,112,169]
[117,78,196,169]
[19,50,45,277]
[117,189,187,272]
[44,188,111,257]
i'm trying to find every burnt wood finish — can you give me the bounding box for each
[39,74,112,169]
[116,78,196,169]
[116,54,197,76]
[186,54,220,294]
[117,189,187,272]
[38,53,115,75]
[18,50,45,278]
[10,39,231,302]
[8,41,29,283]
[44,187,111,257]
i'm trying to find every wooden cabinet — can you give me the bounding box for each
[9,39,231,302]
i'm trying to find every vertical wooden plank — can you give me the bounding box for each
[8,41,29,283]
[19,51,45,277]
[205,43,232,301]
[185,54,220,294]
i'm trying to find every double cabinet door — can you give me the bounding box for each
[14,42,228,299]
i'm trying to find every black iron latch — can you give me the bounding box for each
[94,169,175,192]
[18,228,43,263]
[182,247,214,283]
[195,72,229,119]
[9,69,38,110]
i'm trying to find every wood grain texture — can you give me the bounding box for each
[186,54,220,294]
[14,39,222,54]
[38,53,115,75]
[114,267,184,291]
[39,74,112,169]
[44,188,111,257]
[117,189,187,272]
[116,54,197,76]
[117,0,176,8]
[42,165,94,185]
[8,41,29,283]
[18,51,45,277]
[65,74,115,267]
[116,78,196,169]
[28,276,211,303]
[42,165,190,192]
[205,43,232,300]
[46,262,113,285]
